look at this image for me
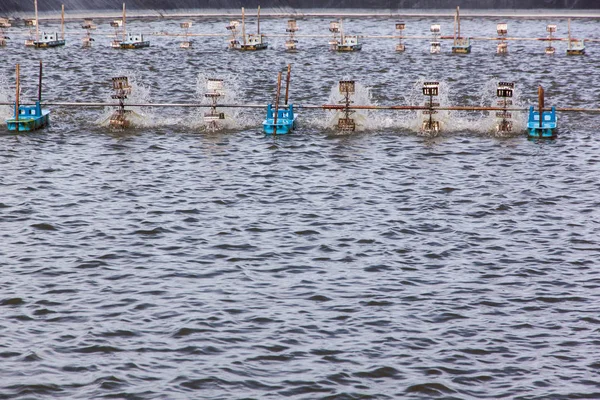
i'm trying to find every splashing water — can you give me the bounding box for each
[193,72,245,132]
[96,70,157,128]
[0,75,12,121]
[318,80,374,133]
[404,79,457,135]
[478,78,528,137]
[299,78,529,135]
[395,79,528,135]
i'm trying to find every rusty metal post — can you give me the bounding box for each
[428,91,434,128]
[34,0,39,44]
[457,6,460,40]
[15,64,19,122]
[453,7,457,45]
[284,64,291,105]
[38,60,43,102]
[242,7,246,46]
[122,3,126,42]
[568,18,572,50]
[538,85,544,128]
[273,71,282,130]
[257,6,261,36]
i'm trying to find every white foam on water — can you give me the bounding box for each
[96,70,165,128]
[306,79,486,134]
[89,72,531,136]
[0,75,12,121]
[480,78,528,137]
[388,78,530,136]
[309,79,374,133]
[397,78,450,135]
[192,72,247,132]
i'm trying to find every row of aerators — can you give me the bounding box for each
[0,4,587,54]
[5,62,556,138]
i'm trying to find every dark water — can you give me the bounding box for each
[3,0,600,13]
[2,13,600,399]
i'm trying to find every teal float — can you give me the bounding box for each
[527,86,557,138]
[263,104,296,135]
[6,61,50,132]
[527,106,557,138]
[263,64,297,135]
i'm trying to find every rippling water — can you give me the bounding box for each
[2,11,600,399]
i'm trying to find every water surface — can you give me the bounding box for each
[1,12,600,400]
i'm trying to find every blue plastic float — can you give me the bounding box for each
[263,104,296,135]
[526,86,557,138]
[6,101,50,132]
[263,65,297,135]
[527,106,557,138]
[6,62,50,132]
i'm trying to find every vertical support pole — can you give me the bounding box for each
[242,7,246,46]
[257,5,260,36]
[453,7,457,46]
[122,2,126,42]
[568,18,572,50]
[273,71,282,131]
[15,64,20,122]
[61,4,65,40]
[538,85,544,128]
[340,18,344,44]
[342,85,352,127]
[429,92,433,129]
[34,0,39,44]
[457,6,460,40]
[284,64,291,105]
[38,60,43,102]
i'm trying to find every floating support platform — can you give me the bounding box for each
[264,103,296,134]
[6,62,50,132]
[26,2,66,48]
[566,19,585,55]
[228,7,268,51]
[7,101,50,131]
[329,19,362,52]
[567,40,585,55]
[112,3,149,49]
[527,86,557,138]
[528,106,557,138]
[451,7,471,54]
[120,32,150,49]
[32,33,66,48]
[264,65,296,135]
